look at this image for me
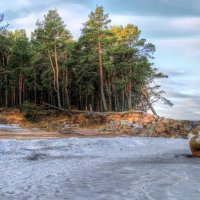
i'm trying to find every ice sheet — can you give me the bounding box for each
[0,136,199,200]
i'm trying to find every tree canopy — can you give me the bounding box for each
[0,6,172,114]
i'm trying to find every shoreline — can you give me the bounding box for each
[0,109,195,139]
[0,127,188,140]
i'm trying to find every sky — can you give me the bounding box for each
[1,0,200,120]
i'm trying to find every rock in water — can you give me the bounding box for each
[189,132,200,158]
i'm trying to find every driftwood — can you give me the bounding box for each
[141,87,158,117]
[71,109,144,115]
[42,102,73,116]
[0,107,7,112]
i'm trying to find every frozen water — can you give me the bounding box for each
[0,124,27,132]
[0,136,200,200]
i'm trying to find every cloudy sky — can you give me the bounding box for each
[1,0,200,120]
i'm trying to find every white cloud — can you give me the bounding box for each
[110,14,200,39]
[10,12,45,36]
[58,5,89,39]
[16,0,32,6]
[8,3,89,38]
[154,38,200,59]
[171,17,200,31]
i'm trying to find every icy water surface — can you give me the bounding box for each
[0,136,200,200]
[0,124,26,132]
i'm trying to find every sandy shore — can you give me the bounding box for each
[0,127,129,140]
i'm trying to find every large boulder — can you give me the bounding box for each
[189,132,200,158]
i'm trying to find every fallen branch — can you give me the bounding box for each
[0,107,7,112]
[71,110,144,115]
[42,102,73,116]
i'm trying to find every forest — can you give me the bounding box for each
[0,6,172,113]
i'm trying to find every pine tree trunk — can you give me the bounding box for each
[4,74,8,107]
[128,82,132,110]
[54,45,61,108]
[141,86,158,116]
[19,71,23,107]
[122,91,125,111]
[64,64,70,109]
[108,92,112,111]
[13,88,16,107]
[98,32,107,112]
[34,68,37,104]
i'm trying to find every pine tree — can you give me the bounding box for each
[31,9,72,108]
[80,6,111,111]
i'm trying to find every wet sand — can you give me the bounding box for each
[0,124,126,140]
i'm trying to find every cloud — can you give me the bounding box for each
[167,71,186,77]
[110,14,200,40]
[155,89,200,120]
[4,1,200,40]
[155,103,200,120]
[102,0,200,17]
[20,0,199,19]
[2,0,91,21]
[6,2,90,38]
[155,75,200,120]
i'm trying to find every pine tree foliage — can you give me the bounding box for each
[0,7,172,114]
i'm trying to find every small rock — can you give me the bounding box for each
[98,127,107,132]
